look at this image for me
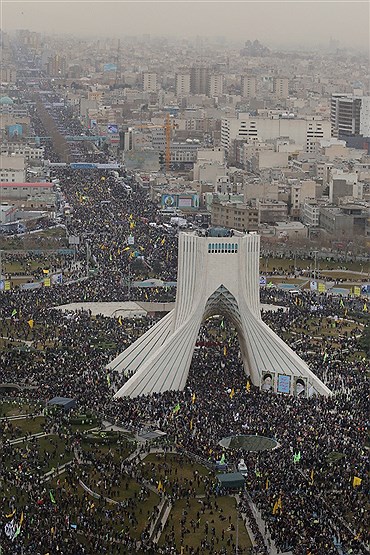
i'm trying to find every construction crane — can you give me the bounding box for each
[132,113,176,172]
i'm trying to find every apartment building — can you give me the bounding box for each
[211,200,259,231]
[221,113,330,154]
[241,75,257,99]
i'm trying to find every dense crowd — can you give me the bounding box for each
[0,95,369,554]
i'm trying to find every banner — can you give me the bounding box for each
[310,280,318,291]
[51,273,63,285]
[4,518,17,540]
[277,374,291,394]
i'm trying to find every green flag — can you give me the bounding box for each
[12,526,21,542]
[172,403,180,414]
[220,453,226,465]
[293,451,301,464]
[11,309,17,317]
[49,491,56,504]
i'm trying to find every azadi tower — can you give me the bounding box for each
[110,232,330,399]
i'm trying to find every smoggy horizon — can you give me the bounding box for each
[2,1,369,53]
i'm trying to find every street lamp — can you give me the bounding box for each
[312,250,318,281]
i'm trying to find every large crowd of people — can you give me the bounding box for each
[0,91,368,554]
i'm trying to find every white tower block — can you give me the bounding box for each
[110,233,330,398]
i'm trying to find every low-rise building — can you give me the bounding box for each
[301,199,320,227]
[211,199,259,231]
[256,199,288,224]
[0,182,56,208]
[320,204,368,236]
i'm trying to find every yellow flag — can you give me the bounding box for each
[157,480,164,492]
[223,345,227,356]
[6,509,16,518]
[44,278,51,287]
[246,380,251,393]
[130,221,135,230]
[353,286,361,296]
[189,419,193,430]
[27,319,34,329]
[229,387,235,399]
[318,282,326,292]
[353,476,362,487]
[272,500,279,515]
[363,303,368,313]
[191,392,196,404]
[118,316,122,326]
[161,238,165,245]
[42,269,49,274]
[19,511,24,526]
[310,469,314,485]
[265,478,269,490]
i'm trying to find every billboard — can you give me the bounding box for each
[178,197,192,208]
[178,194,199,209]
[107,123,118,134]
[104,63,117,72]
[161,194,177,209]
[7,124,23,138]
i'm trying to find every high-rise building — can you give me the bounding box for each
[207,74,223,98]
[175,72,191,97]
[331,94,370,138]
[273,77,289,99]
[241,75,257,99]
[142,72,157,92]
[47,55,66,77]
[190,66,210,95]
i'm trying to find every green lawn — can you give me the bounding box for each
[0,401,38,417]
[72,471,159,539]
[139,452,210,496]
[0,416,46,439]
[36,435,74,471]
[80,436,136,463]
[160,496,252,552]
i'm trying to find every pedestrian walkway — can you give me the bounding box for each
[244,493,287,555]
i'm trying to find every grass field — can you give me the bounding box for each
[0,416,46,439]
[140,452,210,496]
[0,401,38,416]
[77,469,159,539]
[160,496,252,552]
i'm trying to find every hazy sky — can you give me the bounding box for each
[1,0,369,50]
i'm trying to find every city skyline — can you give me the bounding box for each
[1,0,369,52]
